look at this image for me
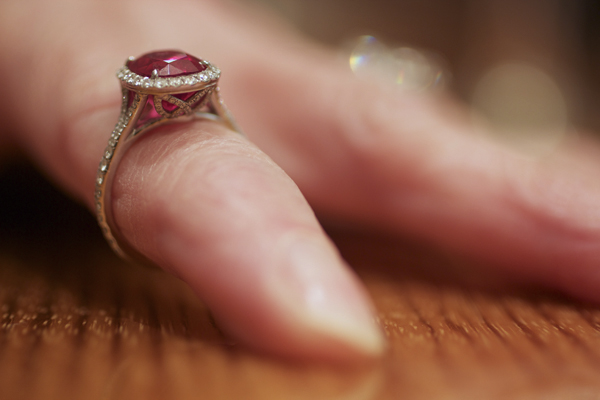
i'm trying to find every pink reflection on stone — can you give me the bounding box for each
[136,96,162,128]
[127,90,135,109]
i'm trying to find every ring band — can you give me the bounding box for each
[95,50,242,261]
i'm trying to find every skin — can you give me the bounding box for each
[1,0,600,362]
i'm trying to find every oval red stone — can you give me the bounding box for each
[128,50,207,77]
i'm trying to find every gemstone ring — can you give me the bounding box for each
[95,50,242,261]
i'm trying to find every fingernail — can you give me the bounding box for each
[269,237,385,357]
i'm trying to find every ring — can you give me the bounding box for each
[95,50,242,261]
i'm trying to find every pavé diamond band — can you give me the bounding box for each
[95,50,242,261]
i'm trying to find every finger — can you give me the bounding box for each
[225,34,600,301]
[99,118,385,361]
[75,0,597,301]
[2,0,596,309]
[0,1,384,361]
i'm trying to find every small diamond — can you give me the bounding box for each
[100,160,109,172]
[96,202,101,212]
[108,138,117,147]
[168,77,182,87]
[94,190,102,199]
[156,79,166,88]
[142,77,152,88]
[97,175,104,185]
[199,73,208,82]
[105,147,113,159]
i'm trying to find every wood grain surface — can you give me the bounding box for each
[2,164,600,400]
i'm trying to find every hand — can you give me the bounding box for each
[1,0,599,363]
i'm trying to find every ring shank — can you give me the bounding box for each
[95,82,242,263]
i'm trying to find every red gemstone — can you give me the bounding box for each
[128,50,207,77]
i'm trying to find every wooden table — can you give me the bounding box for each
[2,163,600,400]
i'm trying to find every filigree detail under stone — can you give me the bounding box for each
[154,88,211,119]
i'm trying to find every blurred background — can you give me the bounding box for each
[251,0,600,152]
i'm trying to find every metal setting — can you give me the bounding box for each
[95,56,242,261]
